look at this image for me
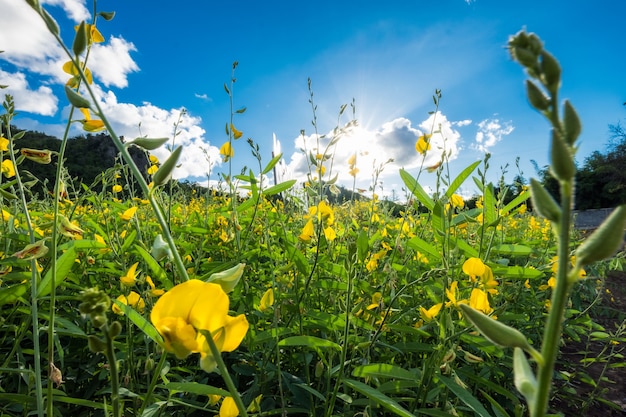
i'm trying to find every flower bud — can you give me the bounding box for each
[127,137,169,151]
[73,21,88,56]
[108,321,122,339]
[12,239,49,260]
[151,234,173,261]
[513,348,537,410]
[206,263,245,293]
[152,146,182,188]
[64,85,91,108]
[87,335,106,353]
[540,51,561,93]
[563,100,581,146]
[20,148,52,164]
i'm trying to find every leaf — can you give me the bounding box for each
[165,382,229,397]
[113,300,163,345]
[448,236,479,258]
[343,379,416,417]
[263,179,296,196]
[491,265,544,280]
[0,283,28,306]
[490,244,533,257]
[134,244,172,289]
[407,237,441,261]
[278,335,341,351]
[120,229,137,254]
[262,152,283,175]
[38,246,77,297]
[352,363,418,381]
[445,161,481,198]
[400,169,434,211]
[483,183,497,225]
[500,190,531,215]
[438,375,493,417]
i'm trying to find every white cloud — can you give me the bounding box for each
[42,0,90,22]
[194,93,212,101]
[474,117,514,153]
[0,69,58,116]
[283,111,463,197]
[88,88,220,180]
[90,37,139,88]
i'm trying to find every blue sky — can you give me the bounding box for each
[1,0,625,199]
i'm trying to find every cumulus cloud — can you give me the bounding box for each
[89,37,139,88]
[85,88,220,180]
[42,0,90,22]
[474,117,514,153]
[0,69,59,116]
[195,93,212,101]
[283,111,463,197]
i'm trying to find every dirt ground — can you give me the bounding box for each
[552,270,626,416]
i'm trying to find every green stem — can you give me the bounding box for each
[138,351,168,416]
[103,324,121,417]
[532,180,573,417]
[205,333,248,417]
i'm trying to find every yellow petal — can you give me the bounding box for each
[219,396,239,417]
[462,257,486,278]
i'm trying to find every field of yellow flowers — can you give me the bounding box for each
[2,3,626,417]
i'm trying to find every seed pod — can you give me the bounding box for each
[152,146,182,187]
[575,205,626,267]
[460,303,533,352]
[540,51,561,93]
[563,100,581,145]
[513,348,537,410]
[526,80,550,111]
[549,130,575,181]
[529,178,561,222]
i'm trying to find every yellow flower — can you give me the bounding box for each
[78,108,105,132]
[230,124,243,139]
[415,135,431,155]
[62,60,93,86]
[149,154,159,164]
[445,281,467,308]
[450,194,464,209]
[220,396,239,417]
[20,148,52,164]
[0,136,8,151]
[150,280,249,373]
[147,165,158,175]
[12,239,48,260]
[146,276,165,297]
[58,215,84,240]
[2,159,16,178]
[120,262,140,287]
[469,288,493,314]
[258,288,275,312]
[112,184,123,193]
[299,218,315,242]
[462,257,486,280]
[112,291,145,315]
[119,206,138,221]
[220,142,234,162]
[75,23,105,44]
[419,303,443,322]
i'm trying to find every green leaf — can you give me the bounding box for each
[438,375,493,417]
[262,152,283,175]
[357,230,369,263]
[500,190,531,216]
[120,229,137,254]
[343,379,416,417]
[448,236,479,258]
[483,183,497,225]
[278,335,341,351]
[263,179,296,196]
[400,169,434,211]
[445,160,480,198]
[407,237,441,261]
[134,244,172,289]
[491,265,544,280]
[38,246,77,297]
[0,283,28,306]
[490,244,533,257]
[113,300,163,345]
[352,363,418,381]
[165,382,229,397]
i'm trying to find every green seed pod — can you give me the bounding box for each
[460,304,533,352]
[73,21,88,56]
[152,146,182,187]
[575,205,626,267]
[540,51,561,93]
[127,137,169,151]
[64,85,91,108]
[513,348,537,409]
[525,80,550,111]
[529,178,561,222]
[108,321,122,339]
[563,100,582,145]
[87,335,106,353]
[549,130,575,181]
